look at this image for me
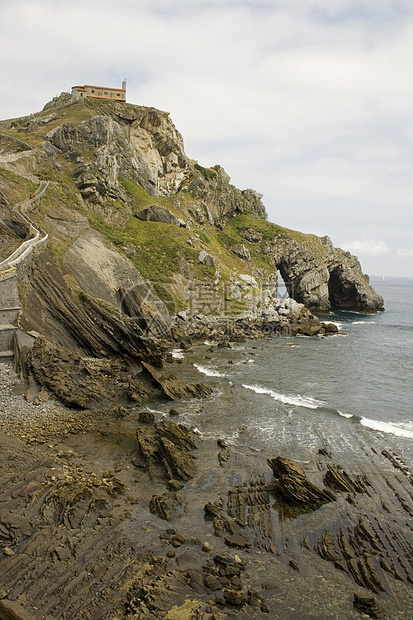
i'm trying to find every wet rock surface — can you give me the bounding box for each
[136,417,199,482]
[353,592,386,618]
[267,456,336,512]
[0,363,412,619]
[19,336,211,409]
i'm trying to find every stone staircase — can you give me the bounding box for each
[0,269,20,362]
[0,181,49,362]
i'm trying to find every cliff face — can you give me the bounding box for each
[0,93,383,367]
[266,233,382,314]
[38,98,266,226]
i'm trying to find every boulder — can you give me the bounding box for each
[134,204,180,226]
[198,250,215,268]
[158,436,197,480]
[267,456,336,512]
[141,362,213,400]
[230,244,251,261]
[323,464,368,494]
[136,418,200,482]
[353,593,386,618]
[0,599,36,620]
[150,492,182,521]
[241,228,263,243]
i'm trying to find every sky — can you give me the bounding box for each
[1,0,412,277]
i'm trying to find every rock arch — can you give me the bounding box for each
[270,236,384,315]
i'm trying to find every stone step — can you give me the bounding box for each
[0,350,13,362]
[0,306,21,323]
[0,324,17,351]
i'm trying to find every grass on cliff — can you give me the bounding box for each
[222,212,331,266]
[0,167,38,205]
[90,212,215,284]
[2,102,98,148]
[91,177,271,305]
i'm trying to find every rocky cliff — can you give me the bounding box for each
[0,93,383,401]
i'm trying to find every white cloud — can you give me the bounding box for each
[397,248,413,257]
[342,240,389,256]
[0,0,412,275]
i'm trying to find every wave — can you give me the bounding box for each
[171,348,185,359]
[325,408,413,439]
[241,386,413,440]
[194,364,227,378]
[382,323,413,332]
[312,407,413,439]
[242,383,324,409]
[352,320,376,325]
[360,417,413,439]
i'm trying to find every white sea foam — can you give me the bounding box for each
[352,320,376,325]
[242,383,324,409]
[360,417,413,439]
[323,332,348,339]
[338,410,353,419]
[195,364,226,378]
[171,348,185,359]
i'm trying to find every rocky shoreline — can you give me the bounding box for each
[13,295,339,411]
[1,355,412,620]
[0,87,396,620]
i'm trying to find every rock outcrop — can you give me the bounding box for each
[0,93,384,388]
[45,107,188,200]
[136,418,200,481]
[265,234,383,314]
[179,165,267,225]
[18,251,165,365]
[24,337,211,408]
[267,456,336,512]
[134,204,182,226]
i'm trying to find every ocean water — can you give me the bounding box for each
[169,275,413,463]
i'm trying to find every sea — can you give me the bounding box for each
[168,275,413,465]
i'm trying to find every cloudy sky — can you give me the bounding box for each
[1,0,412,276]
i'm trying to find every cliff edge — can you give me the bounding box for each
[0,93,383,396]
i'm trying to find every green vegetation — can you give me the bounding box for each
[224,212,286,242]
[40,174,83,212]
[152,282,184,314]
[194,163,218,182]
[218,229,241,249]
[197,230,210,244]
[90,212,213,283]
[0,167,37,204]
[2,96,329,318]
[119,178,183,216]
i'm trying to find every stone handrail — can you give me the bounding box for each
[0,231,41,268]
[0,131,35,151]
[0,265,16,282]
[0,180,49,272]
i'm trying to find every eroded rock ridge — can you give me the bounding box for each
[0,93,383,403]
